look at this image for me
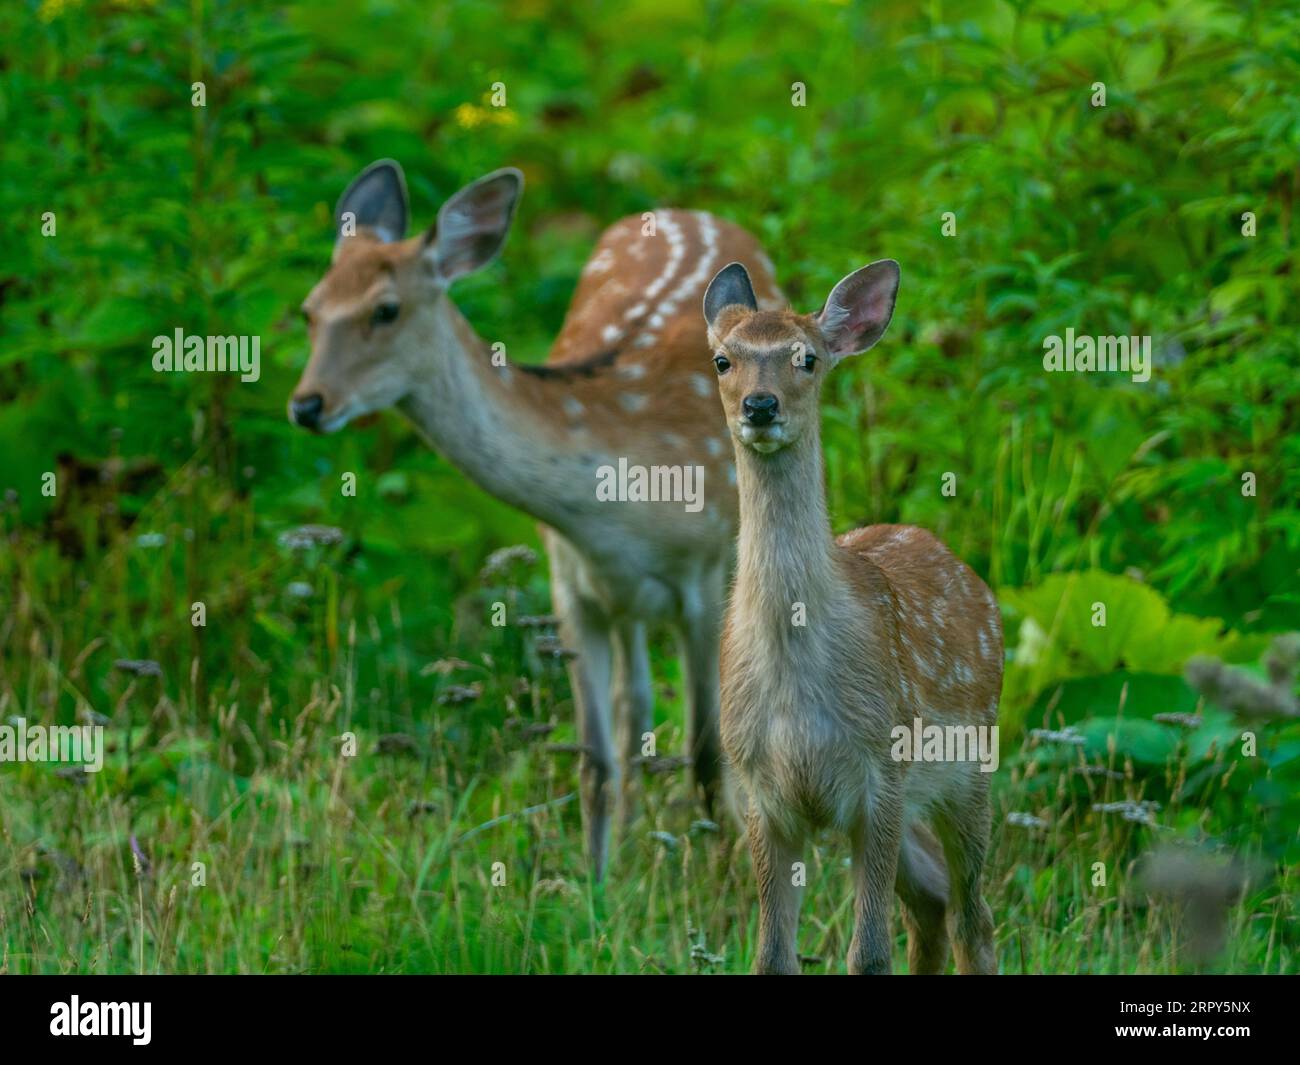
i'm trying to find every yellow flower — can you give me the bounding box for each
[38,0,81,22]
[454,103,486,130]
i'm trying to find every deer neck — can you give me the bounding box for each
[396,296,597,534]
[733,422,841,623]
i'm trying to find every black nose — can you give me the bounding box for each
[743,392,779,426]
[291,394,323,430]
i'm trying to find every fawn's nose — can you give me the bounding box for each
[290,393,324,430]
[742,392,780,426]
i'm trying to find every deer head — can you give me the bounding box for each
[701,259,900,454]
[289,161,523,433]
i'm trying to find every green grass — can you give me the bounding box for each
[1,471,1294,974]
[3,0,1299,976]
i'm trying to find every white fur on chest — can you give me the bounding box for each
[723,633,886,833]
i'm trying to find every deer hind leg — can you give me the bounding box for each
[933,776,997,974]
[611,620,653,831]
[895,821,951,974]
[547,544,617,881]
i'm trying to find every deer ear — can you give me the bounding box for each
[335,160,408,247]
[815,259,900,359]
[703,262,758,334]
[424,168,524,283]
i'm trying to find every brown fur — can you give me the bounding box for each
[292,174,783,879]
[708,289,1001,975]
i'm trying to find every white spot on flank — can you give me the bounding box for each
[601,324,624,344]
[616,362,646,381]
[619,393,648,412]
[625,302,648,319]
[977,627,990,658]
[562,396,585,419]
[584,248,615,275]
[656,214,717,323]
[633,334,657,348]
[691,373,713,397]
[705,437,725,457]
[644,214,686,301]
[660,432,685,449]
[726,463,736,486]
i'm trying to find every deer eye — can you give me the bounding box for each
[371,302,400,326]
[798,352,817,373]
[713,354,731,374]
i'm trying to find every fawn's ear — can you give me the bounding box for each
[335,160,408,251]
[815,259,900,359]
[703,262,758,339]
[423,168,524,283]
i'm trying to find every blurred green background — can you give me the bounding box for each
[0,0,1297,974]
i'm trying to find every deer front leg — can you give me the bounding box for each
[611,620,653,830]
[848,780,904,975]
[548,543,617,881]
[747,804,803,975]
[564,612,616,881]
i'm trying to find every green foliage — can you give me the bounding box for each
[1000,569,1270,729]
[0,0,1297,974]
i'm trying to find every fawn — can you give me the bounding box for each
[701,260,1002,974]
[289,162,785,878]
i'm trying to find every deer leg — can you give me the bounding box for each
[611,620,653,831]
[548,547,617,881]
[747,804,803,975]
[895,821,951,974]
[934,776,997,974]
[848,780,904,975]
[675,570,725,815]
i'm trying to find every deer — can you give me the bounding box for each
[701,259,1002,975]
[289,161,786,880]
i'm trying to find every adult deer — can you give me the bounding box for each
[702,260,1001,974]
[290,161,783,879]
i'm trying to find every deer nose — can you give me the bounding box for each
[290,394,324,430]
[742,392,779,426]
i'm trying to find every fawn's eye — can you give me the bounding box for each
[798,352,817,373]
[713,354,731,374]
[371,302,400,326]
